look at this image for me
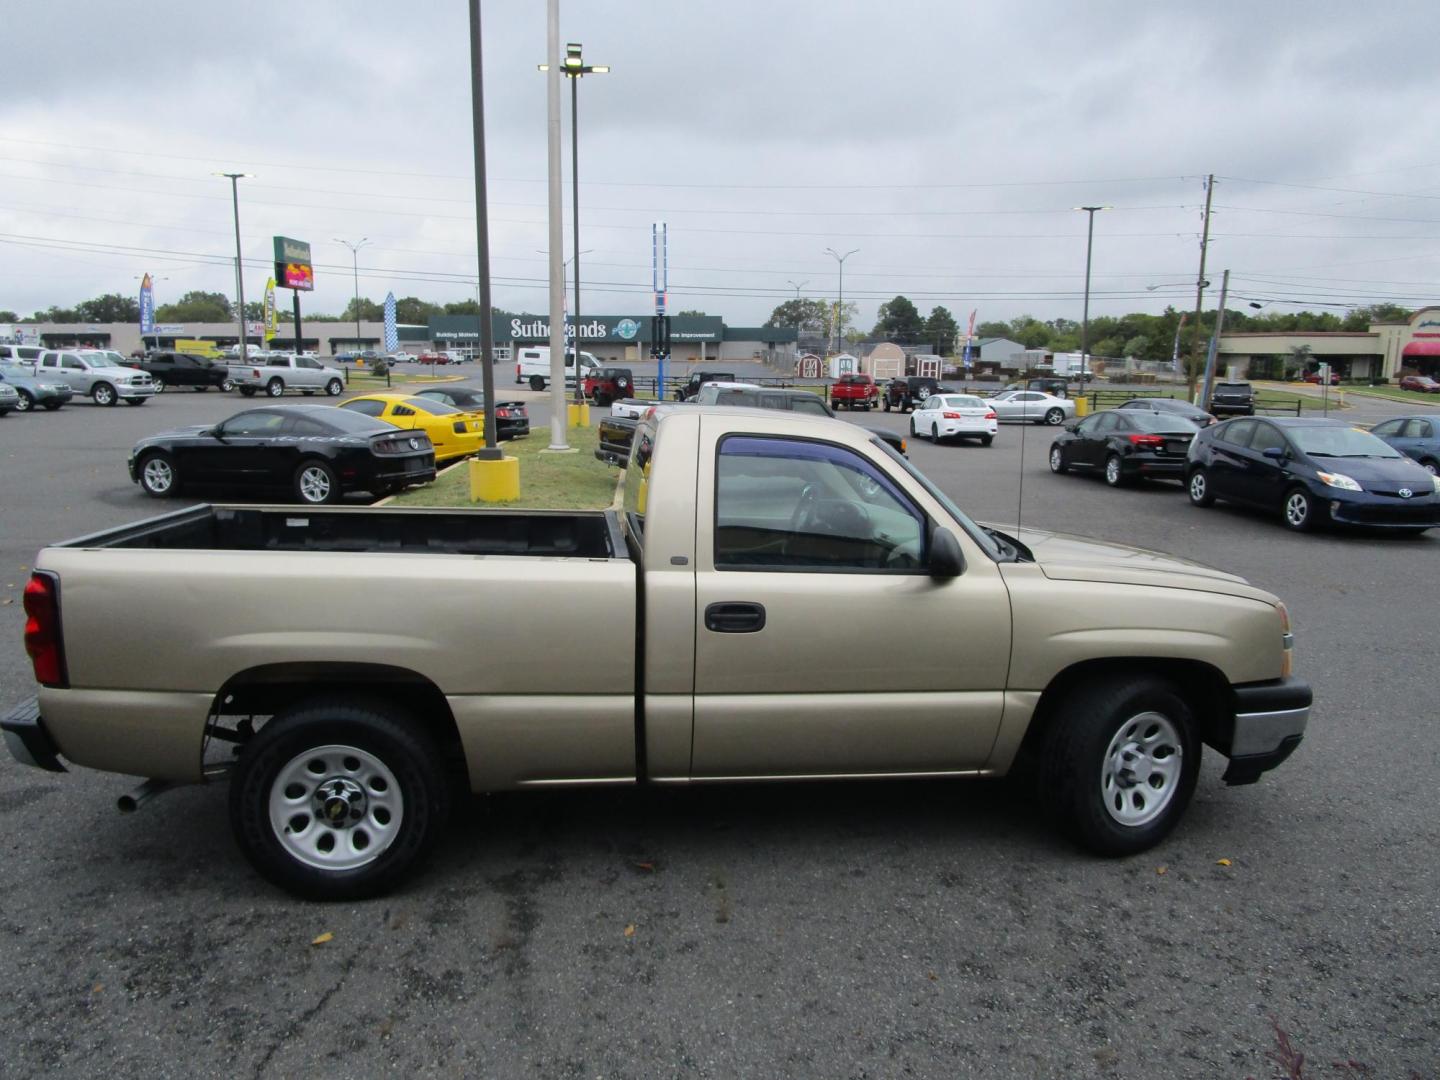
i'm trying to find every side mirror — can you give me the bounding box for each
[929,526,965,580]
[1063,421,1079,432]
[1263,446,1286,460]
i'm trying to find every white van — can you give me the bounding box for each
[515,345,601,391]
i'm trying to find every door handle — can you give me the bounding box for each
[704,602,766,634]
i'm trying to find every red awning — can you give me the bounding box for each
[1402,340,1440,357]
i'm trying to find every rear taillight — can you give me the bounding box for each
[496,408,510,418]
[984,411,997,420]
[515,363,521,378]
[1128,434,1165,449]
[942,411,962,419]
[23,571,67,688]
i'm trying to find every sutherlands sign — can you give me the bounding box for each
[478,314,723,343]
[273,236,314,292]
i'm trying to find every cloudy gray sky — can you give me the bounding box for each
[4,0,1439,331]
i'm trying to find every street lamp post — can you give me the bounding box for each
[1073,206,1110,381]
[216,173,251,363]
[823,248,858,354]
[786,279,808,299]
[334,237,371,357]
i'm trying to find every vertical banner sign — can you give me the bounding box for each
[138,274,155,337]
[383,292,398,352]
[1171,312,1188,371]
[963,308,977,366]
[653,222,669,393]
[262,278,277,341]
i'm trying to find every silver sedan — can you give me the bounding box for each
[986,390,1075,425]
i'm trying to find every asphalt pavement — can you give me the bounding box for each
[0,371,1436,1077]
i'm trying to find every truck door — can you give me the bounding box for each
[689,422,1012,778]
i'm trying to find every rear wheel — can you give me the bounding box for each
[931,422,941,443]
[883,398,892,412]
[239,386,257,397]
[294,460,340,505]
[92,382,117,406]
[138,451,178,497]
[151,378,166,393]
[980,434,993,447]
[529,375,546,392]
[1039,675,1200,856]
[909,417,917,438]
[1044,407,1065,425]
[228,699,450,900]
[266,378,285,398]
[1104,454,1126,487]
[1188,468,1214,507]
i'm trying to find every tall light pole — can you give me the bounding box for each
[216,173,251,362]
[1073,206,1110,381]
[540,43,609,404]
[787,279,808,299]
[823,248,858,353]
[334,237,371,357]
[467,0,501,458]
[541,1,567,450]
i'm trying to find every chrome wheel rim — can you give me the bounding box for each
[1190,472,1206,502]
[153,379,165,393]
[1049,447,1062,471]
[267,380,283,396]
[221,379,235,392]
[1101,711,1183,827]
[1046,409,1064,425]
[327,380,342,396]
[1285,492,1309,527]
[298,465,332,502]
[1106,457,1121,484]
[268,744,403,871]
[94,385,113,404]
[142,457,173,494]
[14,393,31,412]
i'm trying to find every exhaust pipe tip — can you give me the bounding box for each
[117,778,173,814]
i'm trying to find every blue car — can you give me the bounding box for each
[1369,415,1440,475]
[1186,416,1440,533]
[0,360,74,412]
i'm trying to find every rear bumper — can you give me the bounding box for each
[1,697,66,772]
[1216,677,1311,785]
[497,418,530,440]
[1127,455,1187,477]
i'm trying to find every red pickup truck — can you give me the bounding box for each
[830,372,878,410]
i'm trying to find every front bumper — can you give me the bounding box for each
[1,697,66,772]
[1322,488,1440,529]
[1216,677,1311,785]
[114,382,157,399]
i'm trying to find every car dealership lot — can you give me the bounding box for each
[1,384,1436,1076]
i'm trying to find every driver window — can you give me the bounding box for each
[221,412,288,437]
[1092,412,1118,433]
[1249,423,1287,454]
[714,436,926,572]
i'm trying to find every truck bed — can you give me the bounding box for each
[60,504,626,558]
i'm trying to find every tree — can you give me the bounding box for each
[0,310,17,322]
[764,298,830,333]
[442,299,480,316]
[340,296,383,321]
[872,295,924,344]
[923,306,960,356]
[1285,344,1312,379]
[974,320,1012,340]
[155,291,232,322]
[75,293,140,322]
[1006,315,1053,350]
[1123,334,1151,359]
[1343,303,1411,331]
[675,309,707,318]
[30,305,81,322]
[242,301,265,320]
[395,297,442,324]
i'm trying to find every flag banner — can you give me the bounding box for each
[383,292,398,352]
[263,278,277,341]
[139,274,155,336]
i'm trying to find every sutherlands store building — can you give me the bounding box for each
[1218,305,1440,381]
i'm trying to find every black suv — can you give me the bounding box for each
[675,370,737,401]
[131,351,233,392]
[883,376,942,412]
[1208,381,1255,417]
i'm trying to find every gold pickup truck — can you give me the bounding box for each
[5,408,1309,899]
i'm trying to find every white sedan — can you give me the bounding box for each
[909,394,998,445]
[986,389,1075,425]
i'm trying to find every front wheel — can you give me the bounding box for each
[294,460,340,504]
[1049,445,1067,473]
[1420,458,1438,476]
[1283,486,1321,532]
[228,699,450,900]
[138,451,178,497]
[14,391,33,413]
[1188,468,1214,507]
[1039,675,1201,856]
[92,383,117,406]
[325,379,343,396]
[266,378,285,398]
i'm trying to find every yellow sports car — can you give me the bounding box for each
[338,393,486,464]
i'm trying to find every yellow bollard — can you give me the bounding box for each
[567,401,591,428]
[1074,395,1090,417]
[469,455,520,502]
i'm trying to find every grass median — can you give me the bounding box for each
[1339,385,1440,407]
[388,424,621,509]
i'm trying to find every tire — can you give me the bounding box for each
[228,699,450,900]
[43,401,62,411]
[1039,674,1201,856]
[221,379,236,392]
[123,397,147,405]
[1044,407,1065,425]
[137,451,178,497]
[1282,486,1321,532]
[1049,445,1067,473]
[239,387,257,397]
[151,378,166,393]
[529,375,546,392]
[1420,458,1438,476]
[266,378,285,398]
[14,390,33,413]
[980,435,993,447]
[931,422,941,443]
[92,382,117,406]
[1104,454,1126,487]
[909,417,917,438]
[883,398,892,412]
[294,460,341,505]
[1188,468,1214,507]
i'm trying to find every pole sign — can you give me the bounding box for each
[383,292,399,352]
[138,274,155,336]
[273,236,314,291]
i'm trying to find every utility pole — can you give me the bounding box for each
[1198,268,1230,410]
[220,173,249,363]
[1188,174,1215,397]
[543,0,568,450]
[468,0,500,457]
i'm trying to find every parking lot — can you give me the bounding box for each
[1,374,1436,1076]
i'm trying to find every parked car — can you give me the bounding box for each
[1369,415,1440,474]
[691,380,763,404]
[0,361,74,411]
[1114,397,1217,426]
[0,343,46,367]
[583,367,635,405]
[675,369,737,401]
[1050,411,1200,486]
[883,376,942,413]
[1186,417,1440,533]
[695,385,832,417]
[1208,381,1255,417]
[129,404,436,504]
[516,346,602,390]
[0,380,18,415]
[231,353,346,398]
[129,351,234,393]
[1302,370,1340,386]
[986,389,1074,425]
[909,393,998,445]
[339,393,487,463]
[37,349,155,406]
[1398,375,1440,394]
[413,386,530,440]
[7,407,1310,899]
[829,372,879,411]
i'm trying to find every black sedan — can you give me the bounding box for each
[1114,396,1217,426]
[1186,416,1440,533]
[128,404,436,505]
[129,351,233,393]
[413,386,530,440]
[1049,410,1200,486]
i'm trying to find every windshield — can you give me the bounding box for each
[409,398,462,416]
[1292,425,1401,458]
[870,437,1004,560]
[85,352,127,368]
